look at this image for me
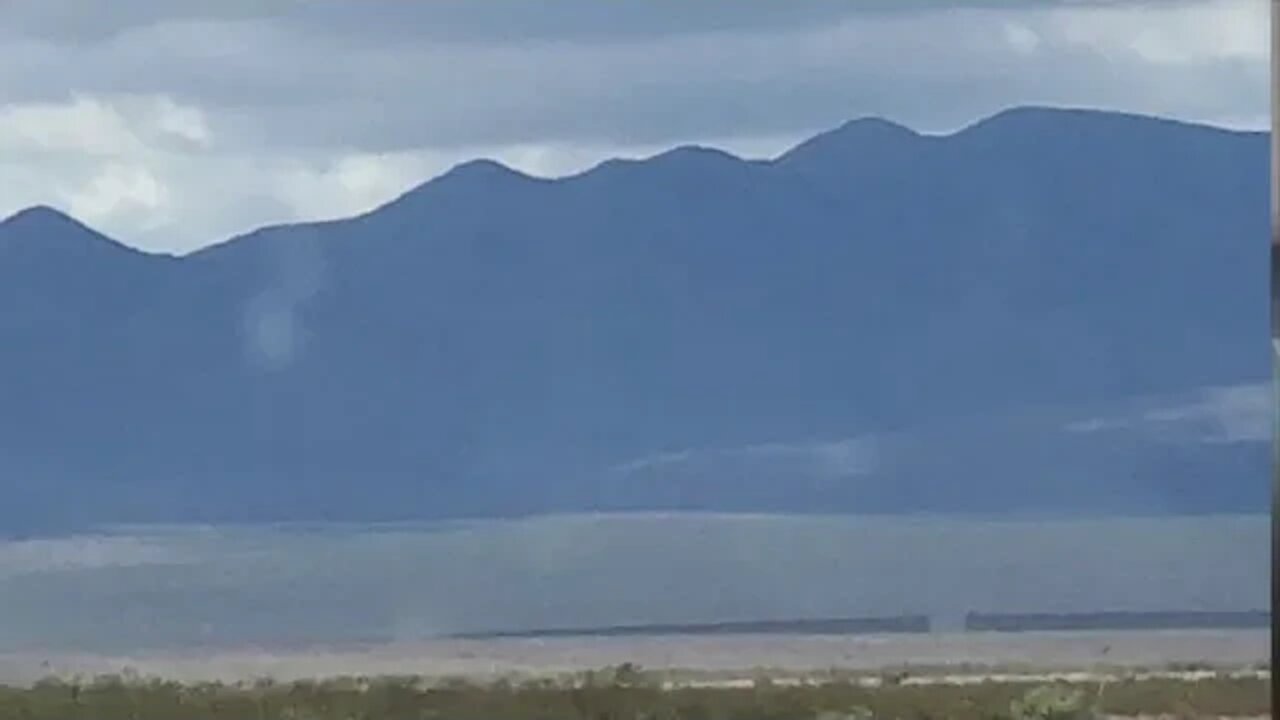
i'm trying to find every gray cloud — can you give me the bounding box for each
[0,0,1266,252]
[7,1,1265,150]
[0,0,1123,45]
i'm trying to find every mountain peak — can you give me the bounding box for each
[1,204,82,230]
[352,158,540,220]
[0,205,146,259]
[959,105,1112,133]
[776,116,920,166]
[955,105,1242,140]
[650,144,743,164]
[836,116,918,136]
[441,158,533,183]
[592,145,746,176]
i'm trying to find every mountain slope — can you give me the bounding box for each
[0,106,1268,533]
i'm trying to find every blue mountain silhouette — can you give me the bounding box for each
[0,107,1267,533]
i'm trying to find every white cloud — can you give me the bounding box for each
[0,95,143,156]
[66,163,169,231]
[0,94,222,247]
[0,535,188,577]
[154,96,212,147]
[1195,383,1273,444]
[610,449,697,476]
[1002,22,1043,55]
[1046,0,1266,66]
[1135,383,1272,444]
[1063,416,1132,434]
[270,152,447,224]
[1065,382,1271,444]
[610,436,881,482]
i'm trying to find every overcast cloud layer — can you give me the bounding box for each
[0,0,1268,253]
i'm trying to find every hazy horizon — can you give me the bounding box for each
[0,513,1264,655]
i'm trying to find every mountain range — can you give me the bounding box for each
[0,106,1269,534]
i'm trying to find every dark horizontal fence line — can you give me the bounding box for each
[14,610,1263,654]
[964,610,1271,633]
[448,610,1270,640]
[450,616,933,640]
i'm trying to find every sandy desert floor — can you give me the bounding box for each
[0,629,1266,686]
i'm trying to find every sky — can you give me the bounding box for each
[0,0,1269,254]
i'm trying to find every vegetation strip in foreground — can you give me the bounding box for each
[0,667,1267,719]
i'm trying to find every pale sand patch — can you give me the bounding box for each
[0,629,1266,686]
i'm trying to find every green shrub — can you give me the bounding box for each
[1009,684,1097,720]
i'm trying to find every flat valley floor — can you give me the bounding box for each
[0,629,1267,686]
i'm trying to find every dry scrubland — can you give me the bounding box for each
[0,665,1268,719]
[0,631,1268,719]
